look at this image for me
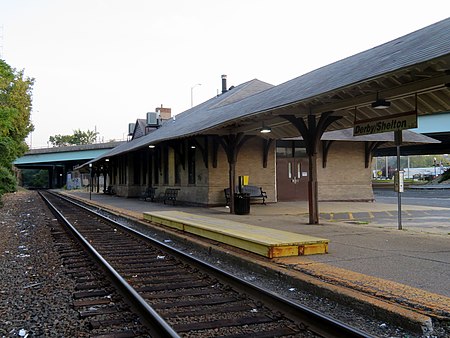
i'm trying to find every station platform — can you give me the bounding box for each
[59,190,450,333]
[143,210,329,258]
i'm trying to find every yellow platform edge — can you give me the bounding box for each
[143,211,329,258]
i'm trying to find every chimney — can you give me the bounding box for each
[156,104,172,120]
[221,74,227,94]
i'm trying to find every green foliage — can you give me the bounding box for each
[0,59,34,197]
[48,134,74,147]
[21,169,48,188]
[0,166,17,195]
[438,168,450,183]
[49,129,98,146]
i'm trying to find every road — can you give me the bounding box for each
[374,187,450,208]
[366,187,450,233]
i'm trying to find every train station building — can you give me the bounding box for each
[80,18,450,220]
[73,19,450,221]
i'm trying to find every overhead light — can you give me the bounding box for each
[190,145,196,149]
[371,96,391,109]
[105,158,110,162]
[148,144,155,148]
[260,122,271,133]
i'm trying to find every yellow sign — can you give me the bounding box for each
[353,111,417,136]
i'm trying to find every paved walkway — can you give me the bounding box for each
[61,190,450,323]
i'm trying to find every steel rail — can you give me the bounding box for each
[39,191,180,338]
[45,191,375,338]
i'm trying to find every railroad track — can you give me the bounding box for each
[39,190,373,338]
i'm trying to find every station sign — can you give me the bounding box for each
[353,111,418,136]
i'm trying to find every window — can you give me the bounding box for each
[153,151,161,185]
[276,140,306,158]
[188,147,196,184]
[142,152,147,186]
[119,157,127,184]
[133,152,140,185]
[174,151,181,185]
[163,146,169,185]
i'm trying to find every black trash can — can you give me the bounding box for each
[234,193,250,215]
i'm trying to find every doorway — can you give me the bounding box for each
[276,141,308,201]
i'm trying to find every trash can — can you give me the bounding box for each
[234,193,250,215]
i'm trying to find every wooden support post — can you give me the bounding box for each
[281,112,341,224]
[262,138,273,168]
[219,133,254,214]
[321,140,334,168]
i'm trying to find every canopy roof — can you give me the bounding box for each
[89,18,450,165]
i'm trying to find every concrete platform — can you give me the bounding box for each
[143,210,329,258]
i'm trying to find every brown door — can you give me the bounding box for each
[276,157,308,201]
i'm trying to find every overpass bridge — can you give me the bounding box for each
[13,142,124,188]
[374,112,450,156]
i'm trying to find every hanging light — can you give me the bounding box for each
[371,93,391,109]
[260,122,271,133]
[148,144,155,148]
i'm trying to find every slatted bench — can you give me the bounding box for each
[104,186,115,195]
[224,186,267,205]
[140,186,157,202]
[161,188,180,205]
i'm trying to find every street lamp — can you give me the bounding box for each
[89,163,92,200]
[191,83,201,107]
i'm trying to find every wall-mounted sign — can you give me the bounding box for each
[353,111,418,136]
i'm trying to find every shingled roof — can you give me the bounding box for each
[93,78,274,160]
[89,18,450,164]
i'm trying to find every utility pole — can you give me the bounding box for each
[0,25,4,59]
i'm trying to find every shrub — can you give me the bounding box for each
[438,168,450,183]
[0,166,17,197]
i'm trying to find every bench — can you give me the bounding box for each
[140,186,157,202]
[161,188,180,205]
[224,186,267,205]
[104,185,115,195]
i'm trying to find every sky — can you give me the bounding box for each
[1,1,449,148]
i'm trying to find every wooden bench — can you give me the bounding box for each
[161,188,180,205]
[140,186,157,202]
[104,185,115,195]
[224,186,267,205]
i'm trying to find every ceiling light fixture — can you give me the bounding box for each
[371,93,391,109]
[260,122,272,133]
[148,144,155,148]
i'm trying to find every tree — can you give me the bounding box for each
[48,134,74,147]
[21,169,49,188]
[49,129,98,146]
[72,129,98,145]
[0,59,34,197]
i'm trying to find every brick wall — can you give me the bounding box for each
[317,141,374,201]
[208,137,276,205]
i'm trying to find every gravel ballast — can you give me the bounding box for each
[1,190,448,337]
[0,190,90,337]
